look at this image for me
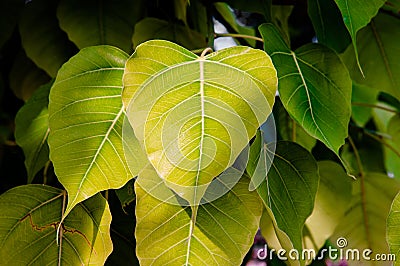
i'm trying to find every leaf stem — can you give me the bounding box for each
[352,102,398,113]
[215,33,264,43]
[347,136,364,177]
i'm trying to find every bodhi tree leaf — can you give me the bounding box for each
[19,0,77,77]
[48,45,137,219]
[387,191,400,265]
[331,173,400,266]
[247,138,319,259]
[351,82,379,127]
[333,0,385,69]
[307,0,351,53]
[57,0,142,53]
[342,12,400,100]
[123,40,277,204]
[0,185,112,265]
[15,81,52,183]
[132,18,207,50]
[135,173,263,265]
[260,23,352,154]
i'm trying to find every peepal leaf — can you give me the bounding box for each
[48,46,134,218]
[387,191,400,265]
[135,173,263,265]
[123,40,277,204]
[260,23,352,153]
[15,82,52,182]
[0,185,112,265]
[247,138,319,255]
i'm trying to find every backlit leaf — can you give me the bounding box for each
[387,191,400,265]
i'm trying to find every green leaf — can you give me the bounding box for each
[333,0,385,70]
[387,191,400,265]
[307,0,351,53]
[342,12,400,100]
[0,0,24,48]
[48,45,134,218]
[271,5,294,45]
[387,114,400,179]
[123,40,277,204]
[115,179,136,213]
[331,173,400,265]
[57,0,142,53]
[132,18,207,50]
[15,81,52,183]
[304,161,352,252]
[351,82,378,126]
[247,139,319,256]
[19,0,77,77]
[135,172,263,265]
[0,185,112,265]
[9,50,50,102]
[260,23,352,153]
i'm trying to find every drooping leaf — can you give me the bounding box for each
[48,45,136,218]
[342,12,400,100]
[123,40,277,204]
[132,18,207,50]
[307,0,351,53]
[247,138,319,257]
[15,81,52,182]
[331,173,400,266]
[9,50,50,102]
[333,0,385,69]
[135,172,263,265]
[260,23,352,153]
[57,0,143,53]
[0,185,112,265]
[351,82,378,126]
[304,161,352,253]
[19,0,77,77]
[387,191,400,265]
[0,0,24,48]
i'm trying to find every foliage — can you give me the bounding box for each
[0,0,400,265]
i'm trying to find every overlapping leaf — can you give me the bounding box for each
[260,23,352,153]
[123,40,277,204]
[15,82,52,182]
[247,138,319,257]
[0,185,112,265]
[135,172,263,265]
[48,46,135,218]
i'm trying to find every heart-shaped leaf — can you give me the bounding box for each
[15,81,52,182]
[134,171,263,265]
[0,185,112,265]
[123,40,277,204]
[260,23,352,153]
[48,45,136,218]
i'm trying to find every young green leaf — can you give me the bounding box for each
[0,185,112,265]
[15,81,52,182]
[48,45,136,219]
[333,0,385,71]
[123,40,277,205]
[260,23,352,154]
[247,138,319,259]
[135,172,263,265]
[331,173,400,266]
[19,0,77,77]
[342,12,400,101]
[57,0,142,53]
[387,191,400,265]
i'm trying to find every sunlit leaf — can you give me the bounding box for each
[260,23,352,153]
[15,81,52,182]
[387,191,400,265]
[135,172,263,265]
[132,18,207,49]
[333,0,385,69]
[19,0,77,77]
[123,40,277,204]
[342,12,400,100]
[48,45,136,218]
[0,185,112,265]
[247,139,319,258]
[57,0,142,53]
[331,173,400,266]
